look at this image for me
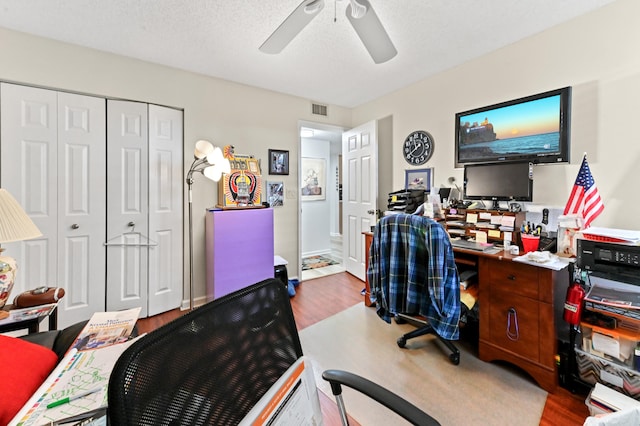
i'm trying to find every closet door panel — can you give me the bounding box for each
[148,105,183,315]
[57,92,106,328]
[0,83,58,297]
[106,100,149,316]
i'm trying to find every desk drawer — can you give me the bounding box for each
[488,289,540,361]
[486,259,539,299]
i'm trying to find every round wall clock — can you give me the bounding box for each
[403,130,434,165]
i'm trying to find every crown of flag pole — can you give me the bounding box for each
[563,153,604,229]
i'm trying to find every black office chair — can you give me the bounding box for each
[368,214,462,365]
[108,278,440,425]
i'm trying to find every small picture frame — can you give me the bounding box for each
[301,157,326,201]
[405,168,433,191]
[269,149,289,175]
[266,181,284,207]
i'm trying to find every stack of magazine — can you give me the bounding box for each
[10,307,142,426]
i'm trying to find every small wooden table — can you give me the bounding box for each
[0,303,58,334]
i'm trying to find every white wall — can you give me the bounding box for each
[329,141,341,236]
[300,137,332,256]
[0,27,352,306]
[353,0,640,230]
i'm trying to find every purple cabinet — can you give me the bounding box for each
[205,208,274,299]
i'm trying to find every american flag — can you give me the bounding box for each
[563,155,604,228]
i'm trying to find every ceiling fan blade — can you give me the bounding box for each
[260,0,325,54]
[346,0,397,64]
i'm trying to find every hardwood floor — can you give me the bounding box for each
[137,272,590,425]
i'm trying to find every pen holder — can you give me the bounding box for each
[521,234,540,254]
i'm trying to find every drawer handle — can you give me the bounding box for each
[507,307,519,341]
[507,274,516,281]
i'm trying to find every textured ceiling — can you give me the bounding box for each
[0,0,616,108]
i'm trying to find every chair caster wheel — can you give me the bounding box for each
[397,337,407,348]
[450,353,460,365]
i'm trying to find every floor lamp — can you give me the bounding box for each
[186,140,231,310]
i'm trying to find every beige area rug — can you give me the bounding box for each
[299,304,547,426]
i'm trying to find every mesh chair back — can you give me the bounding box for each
[107,278,302,425]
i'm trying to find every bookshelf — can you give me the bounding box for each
[443,207,525,246]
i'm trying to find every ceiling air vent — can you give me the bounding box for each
[311,103,328,116]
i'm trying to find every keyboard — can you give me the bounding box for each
[450,239,495,252]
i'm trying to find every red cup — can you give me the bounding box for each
[521,234,540,254]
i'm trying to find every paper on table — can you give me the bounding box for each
[475,231,487,243]
[592,332,620,359]
[479,212,492,220]
[488,230,501,238]
[501,216,516,228]
[466,213,478,224]
[512,253,572,271]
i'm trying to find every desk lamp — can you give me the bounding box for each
[0,188,42,308]
[186,140,231,310]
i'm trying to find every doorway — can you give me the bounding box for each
[299,121,345,281]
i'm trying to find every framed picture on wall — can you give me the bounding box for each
[268,149,289,175]
[266,181,284,207]
[405,168,433,191]
[301,157,326,201]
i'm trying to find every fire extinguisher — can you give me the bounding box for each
[563,264,585,325]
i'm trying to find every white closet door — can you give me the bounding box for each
[57,92,106,328]
[148,105,183,315]
[1,83,58,298]
[106,100,149,316]
[1,84,106,328]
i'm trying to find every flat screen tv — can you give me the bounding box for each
[455,87,571,167]
[463,161,533,210]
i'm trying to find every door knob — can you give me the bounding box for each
[71,224,79,229]
[367,209,375,215]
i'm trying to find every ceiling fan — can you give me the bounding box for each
[259,0,397,64]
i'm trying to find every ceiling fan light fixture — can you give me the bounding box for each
[347,0,368,19]
[259,0,325,54]
[260,0,396,64]
[304,0,323,14]
[346,0,397,64]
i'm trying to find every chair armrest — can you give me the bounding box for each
[322,369,440,426]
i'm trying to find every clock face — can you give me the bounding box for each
[403,131,434,165]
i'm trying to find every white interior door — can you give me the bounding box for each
[1,83,58,300]
[106,100,149,316]
[147,104,183,315]
[342,121,377,281]
[1,84,106,328]
[56,92,106,327]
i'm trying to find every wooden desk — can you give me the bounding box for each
[362,233,567,393]
[363,232,375,307]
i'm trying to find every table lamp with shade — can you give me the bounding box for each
[0,188,43,308]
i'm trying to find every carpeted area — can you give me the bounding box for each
[302,255,339,271]
[299,304,547,426]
